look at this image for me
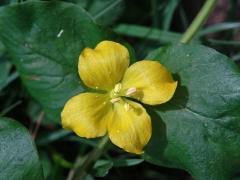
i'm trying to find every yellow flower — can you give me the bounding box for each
[61,41,177,154]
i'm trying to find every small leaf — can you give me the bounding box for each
[0,117,43,179]
[143,44,240,180]
[114,24,182,44]
[161,0,179,30]
[77,0,124,26]
[113,158,144,167]
[39,152,52,179]
[0,42,18,91]
[0,59,12,90]
[198,22,240,37]
[92,0,124,25]
[36,129,71,146]
[91,159,113,177]
[53,153,73,168]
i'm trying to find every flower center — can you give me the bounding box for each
[110,83,137,104]
[110,83,122,104]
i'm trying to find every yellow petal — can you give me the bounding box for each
[108,99,151,154]
[121,60,177,105]
[61,93,112,138]
[79,41,130,91]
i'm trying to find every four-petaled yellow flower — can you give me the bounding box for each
[61,41,177,154]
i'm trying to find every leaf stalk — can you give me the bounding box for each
[180,0,217,44]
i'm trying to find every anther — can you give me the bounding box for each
[114,83,122,93]
[126,87,137,96]
[110,97,121,104]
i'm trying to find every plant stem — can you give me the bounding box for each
[68,136,110,180]
[0,100,22,116]
[32,111,45,140]
[180,0,217,44]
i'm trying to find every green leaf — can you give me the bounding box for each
[161,0,179,30]
[83,0,124,26]
[151,0,179,30]
[36,129,71,146]
[91,159,113,177]
[0,58,12,90]
[113,158,144,167]
[179,4,189,29]
[0,100,22,116]
[233,53,240,62]
[199,22,240,37]
[0,1,123,122]
[39,152,52,179]
[114,24,182,44]
[207,39,240,48]
[90,158,143,177]
[0,42,19,91]
[0,117,43,179]
[143,44,240,180]
[53,152,73,168]
[69,0,124,26]
[114,24,200,46]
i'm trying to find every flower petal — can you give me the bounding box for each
[79,41,130,91]
[121,60,177,105]
[108,99,151,154]
[61,93,112,138]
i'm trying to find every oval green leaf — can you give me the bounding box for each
[0,117,43,179]
[0,1,123,122]
[143,44,240,180]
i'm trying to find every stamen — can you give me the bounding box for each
[124,103,131,111]
[110,97,121,104]
[114,83,122,93]
[126,87,137,96]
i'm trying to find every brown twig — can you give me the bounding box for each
[32,111,45,140]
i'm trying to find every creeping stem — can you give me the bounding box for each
[180,0,217,44]
[68,136,110,180]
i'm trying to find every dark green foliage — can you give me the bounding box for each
[0,117,43,180]
[144,44,240,180]
[0,0,239,179]
[0,1,114,121]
